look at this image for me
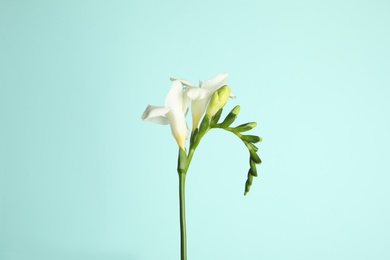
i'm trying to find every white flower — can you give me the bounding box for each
[172,73,235,129]
[141,80,190,149]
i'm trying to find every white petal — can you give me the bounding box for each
[201,72,228,91]
[191,98,210,128]
[165,80,184,112]
[170,77,195,88]
[182,92,191,115]
[230,92,236,99]
[186,86,209,100]
[141,105,170,125]
[166,110,188,149]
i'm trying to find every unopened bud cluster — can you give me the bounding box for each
[194,97,262,195]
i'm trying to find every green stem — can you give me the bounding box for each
[176,129,202,260]
[186,148,195,168]
[214,125,242,138]
[179,172,187,260]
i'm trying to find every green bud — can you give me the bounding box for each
[244,178,251,196]
[250,159,257,176]
[249,148,262,164]
[205,86,231,118]
[245,142,258,152]
[244,171,255,196]
[234,122,257,132]
[241,135,261,143]
[247,171,253,185]
[220,105,240,128]
[210,108,223,127]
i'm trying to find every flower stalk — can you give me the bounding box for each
[178,172,187,260]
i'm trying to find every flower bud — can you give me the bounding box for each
[244,172,253,196]
[234,122,257,132]
[205,85,231,118]
[220,105,240,128]
[247,171,253,185]
[249,149,262,164]
[245,142,258,152]
[250,159,258,176]
[241,135,261,143]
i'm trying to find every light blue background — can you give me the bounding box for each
[1,0,389,259]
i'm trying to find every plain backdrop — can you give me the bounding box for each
[1,0,390,259]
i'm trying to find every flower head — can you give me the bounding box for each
[141,80,190,149]
[172,73,235,130]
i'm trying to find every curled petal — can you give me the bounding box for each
[141,105,170,125]
[182,89,191,115]
[186,86,209,100]
[142,78,192,149]
[170,77,195,88]
[166,110,188,149]
[165,80,185,113]
[201,72,228,91]
[191,98,210,129]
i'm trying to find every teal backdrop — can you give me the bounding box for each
[1,0,390,259]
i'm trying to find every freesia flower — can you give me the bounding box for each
[141,73,262,260]
[141,80,190,149]
[172,73,235,130]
